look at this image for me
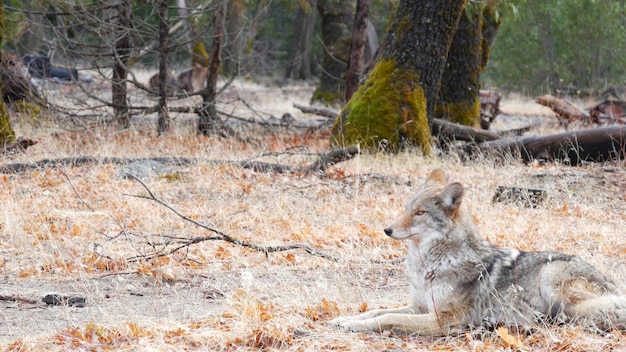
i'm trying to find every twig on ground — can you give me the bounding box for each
[124,174,341,262]
[0,295,39,304]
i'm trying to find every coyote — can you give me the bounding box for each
[175,66,208,93]
[331,169,626,335]
[148,66,207,95]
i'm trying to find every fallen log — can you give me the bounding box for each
[1,137,37,155]
[462,125,626,165]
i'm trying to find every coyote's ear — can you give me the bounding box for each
[440,182,464,213]
[425,168,447,186]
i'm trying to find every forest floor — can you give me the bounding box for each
[1,77,626,351]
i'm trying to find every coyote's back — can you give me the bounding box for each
[331,169,626,335]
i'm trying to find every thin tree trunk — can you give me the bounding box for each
[111,0,132,129]
[198,0,226,136]
[312,0,355,106]
[223,0,246,76]
[0,0,15,146]
[157,0,170,135]
[345,0,370,101]
[284,0,316,80]
[177,0,209,67]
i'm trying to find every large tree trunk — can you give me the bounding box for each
[436,8,482,127]
[198,0,226,136]
[0,0,15,146]
[284,0,316,81]
[111,0,132,129]
[331,0,465,153]
[345,0,370,102]
[311,0,355,107]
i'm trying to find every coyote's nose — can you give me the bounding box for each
[384,228,393,236]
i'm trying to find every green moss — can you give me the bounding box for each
[191,42,209,67]
[330,59,431,154]
[435,98,481,127]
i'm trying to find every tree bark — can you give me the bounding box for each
[223,0,246,76]
[311,0,355,107]
[480,3,501,71]
[0,0,15,146]
[462,125,626,165]
[284,0,316,81]
[436,8,482,127]
[198,0,226,136]
[345,0,370,102]
[157,0,170,135]
[331,0,465,153]
[111,0,132,129]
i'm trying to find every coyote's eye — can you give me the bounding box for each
[414,210,426,216]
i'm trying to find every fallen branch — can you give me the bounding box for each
[125,175,341,262]
[292,103,502,142]
[293,103,338,119]
[432,118,501,143]
[0,148,360,175]
[0,294,39,304]
[535,94,588,124]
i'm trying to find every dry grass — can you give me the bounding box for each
[1,83,626,351]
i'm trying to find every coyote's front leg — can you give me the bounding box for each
[330,305,419,329]
[330,305,457,335]
[332,309,457,335]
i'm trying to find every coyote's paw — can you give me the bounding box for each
[329,317,371,332]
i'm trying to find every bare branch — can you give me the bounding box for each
[125,174,340,262]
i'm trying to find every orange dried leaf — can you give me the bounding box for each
[496,326,527,349]
[285,253,296,264]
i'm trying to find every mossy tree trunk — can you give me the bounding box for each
[0,0,15,146]
[331,0,465,153]
[436,8,482,127]
[480,3,502,71]
[345,0,370,102]
[311,0,355,107]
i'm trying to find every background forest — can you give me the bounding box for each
[3,0,625,95]
[0,1,625,351]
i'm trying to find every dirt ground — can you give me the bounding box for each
[1,78,626,351]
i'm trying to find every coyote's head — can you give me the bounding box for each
[384,169,465,242]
